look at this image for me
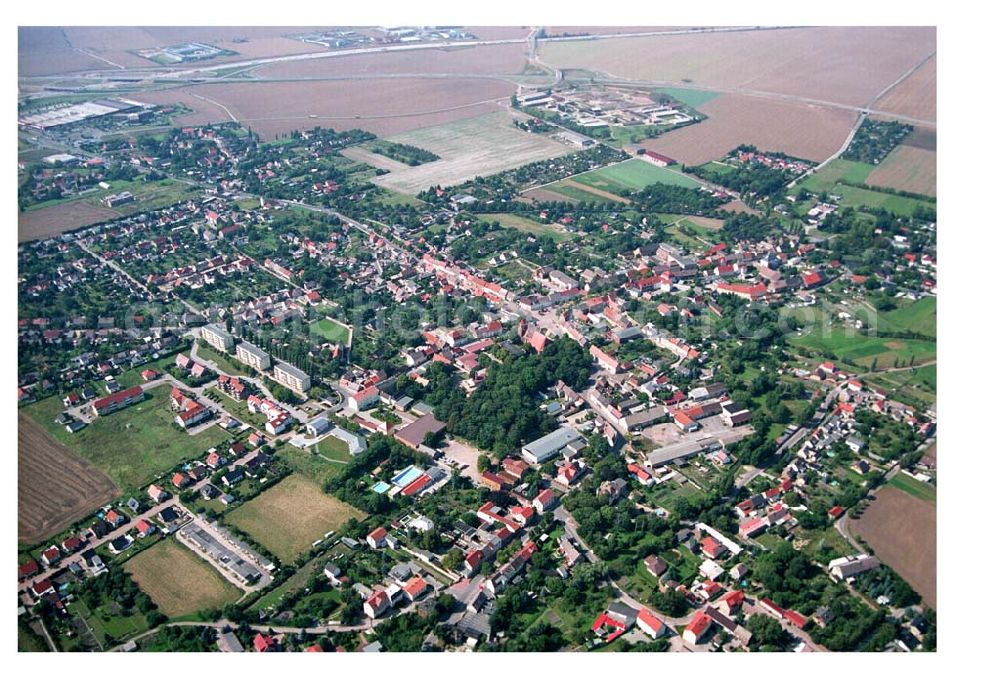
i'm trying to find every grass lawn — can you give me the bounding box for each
[24,386,232,490]
[250,552,327,611]
[798,525,857,561]
[655,87,719,110]
[279,446,345,486]
[799,159,875,192]
[878,297,936,337]
[887,473,936,503]
[482,212,573,242]
[124,538,241,618]
[226,474,366,563]
[67,598,149,646]
[573,158,701,193]
[309,317,351,344]
[198,344,255,377]
[542,182,617,203]
[316,435,352,462]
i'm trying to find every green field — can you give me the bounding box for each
[799,159,875,192]
[877,297,937,337]
[791,327,935,368]
[573,158,701,193]
[65,599,149,647]
[481,212,573,242]
[539,182,618,203]
[24,178,199,216]
[309,318,351,344]
[887,473,936,503]
[226,475,365,562]
[24,386,231,490]
[279,445,345,486]
[655,87,719,110]
[800,160,934,216]
[198,344,255,377]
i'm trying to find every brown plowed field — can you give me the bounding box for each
[874,54,937,121]
[18,414,119,544]
[19,202,121,243]
[867,145,936,197]
[540,27,935,108]
[848,486,936,608]
[136,79,515,140]
[255,42,528,78]
[642,94,856,165]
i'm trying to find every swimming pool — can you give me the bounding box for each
[372,481,391,494]
[391,465,424,488]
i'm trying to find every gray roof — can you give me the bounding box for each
[522,426,584,463]
[648,438,720,466]
[237,341,269,359]
[274,360,309,381]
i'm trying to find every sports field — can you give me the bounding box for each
[226,474,365,562]
[125,538,242,618]
[371,111,573,194]
[572,158,702,193]
[309,317,351,344]
[23,386,231,490]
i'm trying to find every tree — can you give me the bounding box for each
[747,614,789,650]
[441,548,464,572]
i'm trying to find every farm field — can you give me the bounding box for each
[641,94,857,165]
[135,78,516,141]
[371,111,574,194]
[524,181,620,204]
[18,201,121,243]
[874,54,937,122]
[572,158,702,193]
[18,413,120,544]
[866,144,936,197]
[481,212,574,242]
[309,317,351,344]
[848,486,936,608]
[23,386,232,491]
[124,538,242,618]
[540,27,935,108]
[226,474,365,562]
[887,473,937,503]
[254,42,528,78]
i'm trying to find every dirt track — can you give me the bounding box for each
[18,413,120,544]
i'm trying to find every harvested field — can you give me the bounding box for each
[339,145,411,173]
[642,94,856,165]
[19,201,121,243]
[520,187,578,204]
[125,538,241,617]
[540,27,935,108]
[18,414,119,544]
[720,199,757,214]
[254,42,528,78]
[226,474,365,562]
[18,27,107,76]
[371,111,574,194]
[848,486,936,608]
[874,54,937,122]
[137,79,515,140]
[867,145,936,197]
[902,126,937,151]
[555,180,631,203]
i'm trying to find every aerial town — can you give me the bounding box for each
[17,23,938,656]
